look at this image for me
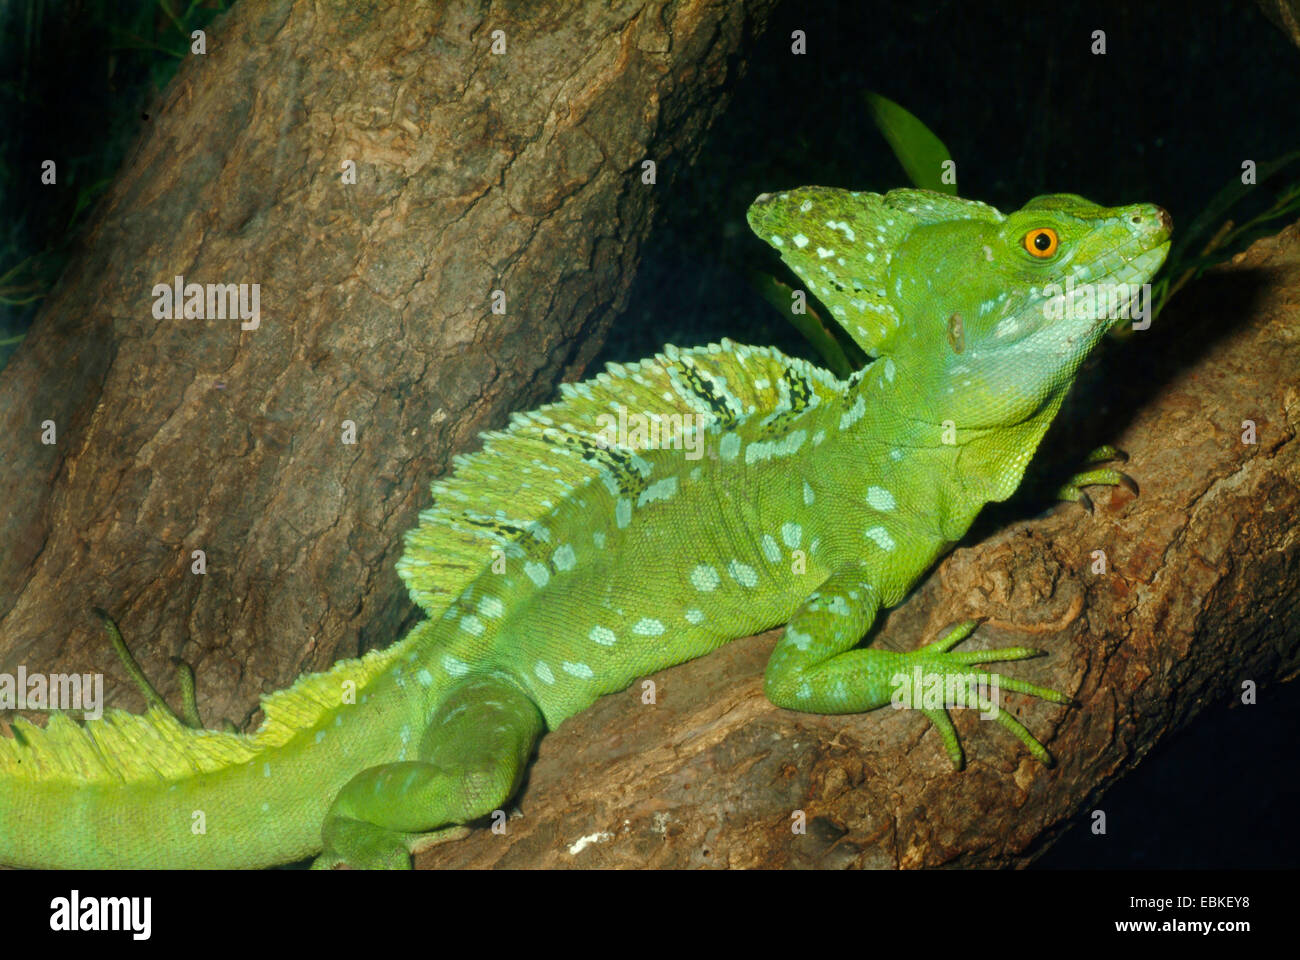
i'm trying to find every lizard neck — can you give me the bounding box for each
[835,357,1069,540]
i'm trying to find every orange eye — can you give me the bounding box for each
[1023,227,1059,258]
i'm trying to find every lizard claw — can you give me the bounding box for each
[908,620,1072,768]
[1054,445,1139,509]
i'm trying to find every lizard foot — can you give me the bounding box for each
[312,821,469,870]
[1054,444,1138,513]
[908,619,1074,769]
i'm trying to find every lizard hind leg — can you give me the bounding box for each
[312,673,544,870]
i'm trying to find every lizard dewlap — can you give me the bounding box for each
[0,187,1171,869]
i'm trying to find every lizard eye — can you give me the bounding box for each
[1022,228,1059,258]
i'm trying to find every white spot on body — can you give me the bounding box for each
[865,526,896,551]
[761,534,781,563]
[690,564,721,592]
[728,560,759,588]
[786,627,813,651]
[866,486,896,511]
[826,596,851,617]
[744,429,806,465]
[638,476,679,507]
[524,562,550,587]
[839,395,866,430]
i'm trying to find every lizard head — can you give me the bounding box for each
[749,187,1170,427]
[880,191,1171,426]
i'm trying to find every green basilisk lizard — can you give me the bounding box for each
[0,187,1171,868]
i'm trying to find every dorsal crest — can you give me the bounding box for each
[396,340,844,616]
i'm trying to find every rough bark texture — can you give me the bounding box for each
[0,0,776,727]
[1255,0,1300,51]
[417,222,1300,869]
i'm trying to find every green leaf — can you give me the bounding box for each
[1171,150,1300,264]
[865,92,955,194]
[1152,156,1300,318]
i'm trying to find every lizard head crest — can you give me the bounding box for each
[749,186,1171,426]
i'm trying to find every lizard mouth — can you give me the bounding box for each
[1077,241,1169,335]
[1107,205,1172,285]
[1090,232,1172,290]
[1068,209,1171,332]
[1100,240,1169,290]
[1034,216,1171,345]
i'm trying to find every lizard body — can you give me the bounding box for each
[0,187,1170,868]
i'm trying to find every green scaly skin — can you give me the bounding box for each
[0,187,1170,869]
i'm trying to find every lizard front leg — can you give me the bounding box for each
[313,673,544,869]
[764,565,1072,768]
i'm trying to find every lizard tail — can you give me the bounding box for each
[0,622,436,868]
[0,706,333,868]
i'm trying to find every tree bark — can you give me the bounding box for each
[417,221,1300,869]
[0,0,777,728]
